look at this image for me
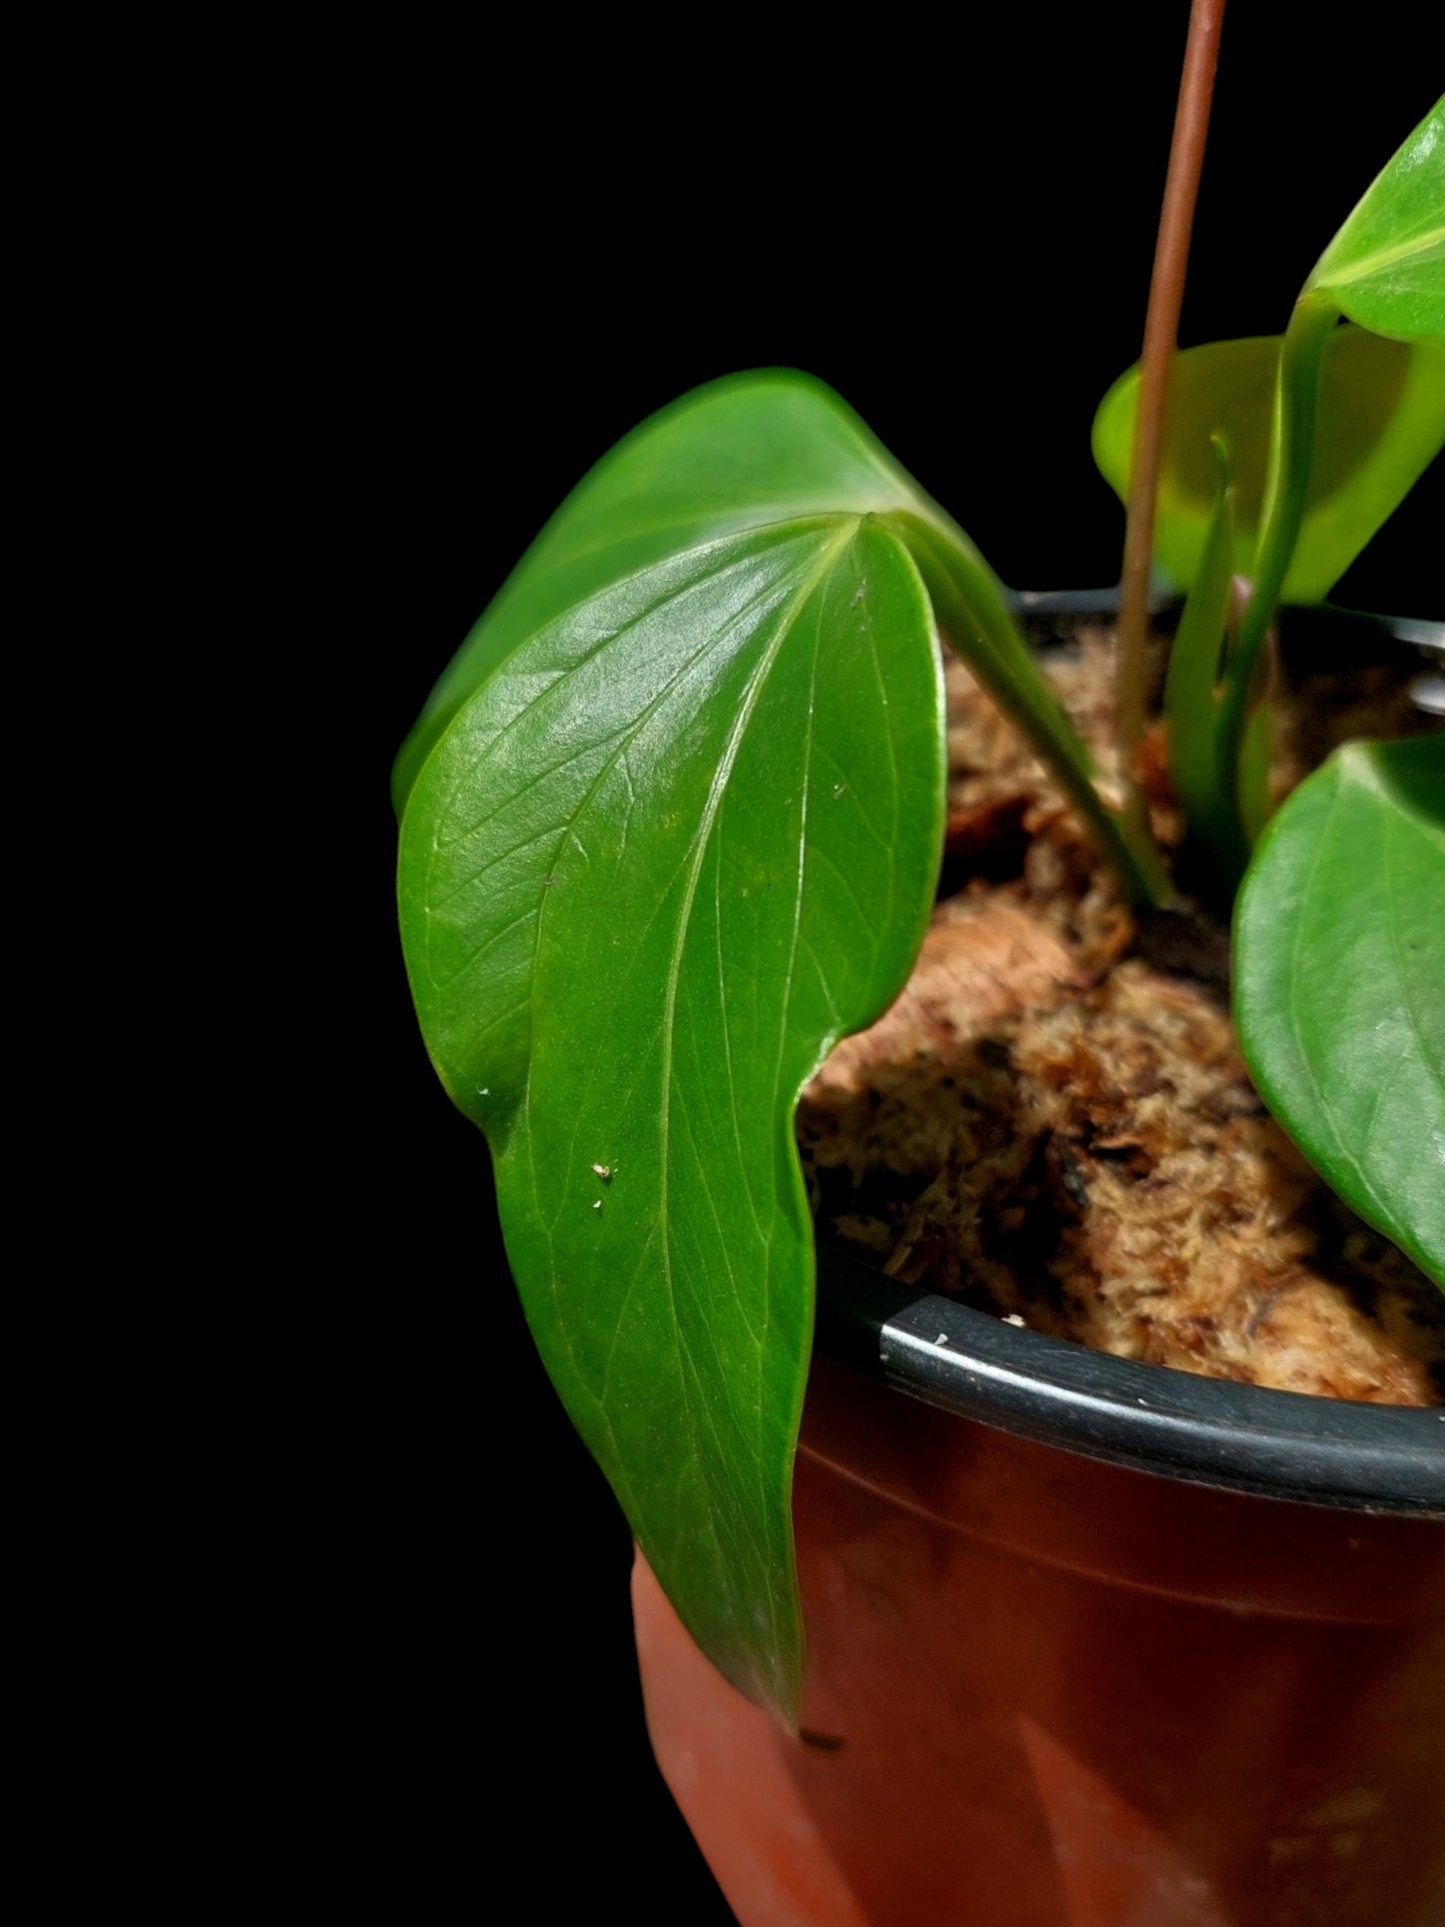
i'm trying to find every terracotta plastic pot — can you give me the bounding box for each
[633,1247,1445,1927]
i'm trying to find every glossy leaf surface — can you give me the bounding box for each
[1091,328,1445,599]
[394,375,1116,869]
[396,371,1166,1713]
[1309,97,1445,343]
[399,513,945,1716]
[396,372,939,812]
[1234,736,1445,1288]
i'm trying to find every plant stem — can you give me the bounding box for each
[1115,0,1226,854]
[1213,288,1339,877]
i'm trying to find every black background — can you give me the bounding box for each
[303,14,1439,1918]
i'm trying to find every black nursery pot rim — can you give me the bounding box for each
[811,597,1445,1519]
[813,1243,1445,1517]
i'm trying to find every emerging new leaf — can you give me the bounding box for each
[1091,329,1445,600]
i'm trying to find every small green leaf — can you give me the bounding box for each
[399,514,945,1717]
[1091,328,1445,601]
[1234,736,1445,1288]
[1211,107,1444,873]
[1309,97,1445,344]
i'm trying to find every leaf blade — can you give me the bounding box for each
[391,371,941,813]
[1234,736,1445,1288]
[1310,98,1445,343]
[399,516,946,1713]
[1091,329,1445,601]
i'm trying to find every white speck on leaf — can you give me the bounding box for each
[1404,120,1439,169]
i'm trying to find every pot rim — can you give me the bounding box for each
[812,596,1445,1517]
[813,1242,1445,1516]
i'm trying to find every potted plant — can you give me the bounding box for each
[389,22,1443,1920]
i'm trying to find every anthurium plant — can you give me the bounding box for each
[395,92,1445,1721]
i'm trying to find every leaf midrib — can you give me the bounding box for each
[651,519,858,1678]
[1319,220,1445,290]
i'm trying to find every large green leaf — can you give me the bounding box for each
[1091,328,1445,600]
[1234,736,1445,1288]
[395,371,1169,1714]
[392,372,1147,889]
[399,513,946,1717]
[392,371,935,813]
[1308,97,1445,344]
